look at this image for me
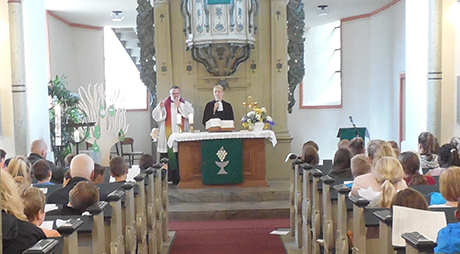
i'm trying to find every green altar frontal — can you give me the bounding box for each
[201,139,243,185]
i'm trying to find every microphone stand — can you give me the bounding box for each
[349,116,360,138]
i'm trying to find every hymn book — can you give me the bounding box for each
[392,205,446,247]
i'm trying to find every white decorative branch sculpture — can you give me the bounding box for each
[78,83,129,166]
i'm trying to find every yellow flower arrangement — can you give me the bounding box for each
[241,106,275,130]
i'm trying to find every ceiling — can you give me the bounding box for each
[44,0,394,28]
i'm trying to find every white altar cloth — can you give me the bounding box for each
[167,130,277,148]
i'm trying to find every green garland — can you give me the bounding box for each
[287,0,305,113]
[136,0,157,105]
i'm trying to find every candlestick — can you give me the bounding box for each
[74,130,80,143]
[55,104,61,146]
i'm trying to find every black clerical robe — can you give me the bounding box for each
[202,100,234,126]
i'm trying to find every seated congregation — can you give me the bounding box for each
[290,131,460,254]
[0,139,169,254]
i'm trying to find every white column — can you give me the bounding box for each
[8,0,28,155]
[427,0,443,138]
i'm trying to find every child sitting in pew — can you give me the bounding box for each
[328,147,353,178]
[430,166,460,208]
[434,196,460,253]
[47,181,99,216]
[91,163,105,184]
[398,151,435,186]
[139,154,155,170]
[21,187,61,237]
[428,143,460,176]
[390,188,429,210]
[109,156,129,182]
[351,154,371,178]
[32,159,55,188]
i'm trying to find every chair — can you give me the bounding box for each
[119,137,144,167]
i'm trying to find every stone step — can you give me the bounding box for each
[167,180,290,221]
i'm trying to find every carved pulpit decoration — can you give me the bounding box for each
[181,0,259,76]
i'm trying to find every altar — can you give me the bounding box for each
[167,130,277,188]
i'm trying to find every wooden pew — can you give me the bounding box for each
[144,167,158,254]
[333,184,352,254]
[348,195,369,254]
[45,201,110,254]
[56,218,84,254]
[121,181,138,254]
[287,153,299,237]
[294,159,304,248]
[106,190,126,254]
[134,173,148,254]
[310,168,323,254]
[160,158,170,243]
[375,206,457,254]
[319,175,335,254]
[402,232,437,254]
[22,239,60,254]
[373,209,394,254]
[302,164,313,254]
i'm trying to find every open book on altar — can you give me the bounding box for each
[205,118,235,132]
[392,205,446,247]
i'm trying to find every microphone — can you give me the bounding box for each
[349,115,360,138]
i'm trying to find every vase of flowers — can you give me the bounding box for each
[241,106,275,131]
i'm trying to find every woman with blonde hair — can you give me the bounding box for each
[430,166,460,208]
[1,170,27,220]
[1,170,47,253]
[351,156,407,207]
[371,142,397,166]
[7,156,32,184]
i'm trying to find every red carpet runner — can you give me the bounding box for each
[168,218,290,254]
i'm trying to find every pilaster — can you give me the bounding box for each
[154,0,174,94]
[267,0,292,179]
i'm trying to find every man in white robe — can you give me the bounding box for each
[152,86,194,184]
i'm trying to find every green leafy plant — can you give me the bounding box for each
[48,75,84,166]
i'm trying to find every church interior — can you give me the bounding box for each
[1,0,460,253]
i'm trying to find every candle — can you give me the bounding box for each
[176,113,182,125]
[55,104,61,146]
[188,113,194,124]
[74,130,80,143]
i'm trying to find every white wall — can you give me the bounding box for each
[23,0,51,151]
[0,2,14,155]
[47,16,105,91]
[288,2,406,160]
[47,16,153,159]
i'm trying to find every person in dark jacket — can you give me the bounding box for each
[202,84,234,126]
[27,139,66,184]
[47,154,95,204]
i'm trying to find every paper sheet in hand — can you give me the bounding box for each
[41,221,54,230]
[392,205,446,246]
